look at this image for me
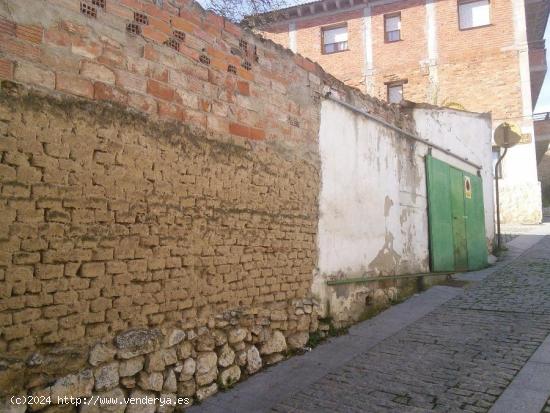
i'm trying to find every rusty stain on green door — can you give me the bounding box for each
[426,155,488,272]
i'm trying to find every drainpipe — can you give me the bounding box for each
[495,147,508,251]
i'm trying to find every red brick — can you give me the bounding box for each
[158,101,184,120]
[178,44,200,62]
[199,99,211,112]
[143,3,171,21]
[229,122,249,138]
[179,8,202,27]
[170,16,195,33]
[16,24,43,44]
[0,36,40,61]
[0,17,16,37]
[142,25,169,44]
[224,20,241,37]
[162,1,179,16]
[206,13,224,30]
[120,0,143,10]
[56,72,94,99]
[106,2,134,19]
[94,82,128,104]
[143,44,160,61]
[237,81,250,96]
[71,39,102,59]
[250,128,266,140]
[237,67,254,82]
[0,59,14,80]
[44,27,73,47]
[147,79,174,101]
[149,16,172,35]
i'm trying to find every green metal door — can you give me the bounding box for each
[464,172,488,270]
[426,155,488,272]
[426,156,454,272]
[450,168,468,271]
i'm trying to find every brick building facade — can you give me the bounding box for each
[258,0,550,224]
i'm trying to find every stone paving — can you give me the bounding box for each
[272,236,550,413]
[193,233,550,413]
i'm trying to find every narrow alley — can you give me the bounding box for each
[194,229,550,413]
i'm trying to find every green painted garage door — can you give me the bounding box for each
[426,155,488,272]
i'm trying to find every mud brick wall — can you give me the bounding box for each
[0,86,319,352]
[0,0,411,406]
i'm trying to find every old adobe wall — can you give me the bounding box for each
[0,0,411,408]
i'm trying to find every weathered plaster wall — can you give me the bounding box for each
[411,107,495,243]
[314,100,493,323]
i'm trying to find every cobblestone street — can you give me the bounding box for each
[195,234,550,413]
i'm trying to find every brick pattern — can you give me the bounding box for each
[260,0,524,119]
[274,236,550,412]
[0,88,320,354]
[0,0,333,144]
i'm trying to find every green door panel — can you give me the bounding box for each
[426,155,487,272]
[450,168,468,271]
[426,156,455,272]
[464,173,488,270]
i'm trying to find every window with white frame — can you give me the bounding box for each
[322,25,348,54]
[458,0,490,29]
[387,83,403,104]
[384,13,401,42]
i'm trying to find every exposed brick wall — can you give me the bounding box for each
[371,0,428,103]
[259,0,523,117]
[434,0,522,119]
[296,10,365,91]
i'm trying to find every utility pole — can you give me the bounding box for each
[493,122,521,252]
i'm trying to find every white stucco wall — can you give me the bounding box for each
[317,100,430,279]
[412,108,495,244]
[314,100,494,322]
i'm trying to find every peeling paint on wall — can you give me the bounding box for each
[314,100,494,323]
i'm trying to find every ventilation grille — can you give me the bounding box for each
[239,39,248,53]
[91,0,105,9]
[126,22,141,35]
[164,37,180,51]
[241,60,252,71]
[199,55,211,65]
[173,30,185,42]
[288,116,300,128]
[80,2,97,18]
[227,65,237,75]
[134,12,149,25]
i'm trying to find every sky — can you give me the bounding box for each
[198,0,550,114]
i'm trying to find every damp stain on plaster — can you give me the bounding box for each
[384,196,394,217]
[368,231,401,275]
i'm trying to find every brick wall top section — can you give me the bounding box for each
[0,0,412,146]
